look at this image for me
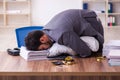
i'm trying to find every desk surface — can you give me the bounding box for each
[0,52,120,76]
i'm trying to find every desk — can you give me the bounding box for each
[0,52,120,80]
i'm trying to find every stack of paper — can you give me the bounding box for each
[102,40,120,57]
[108,50,120,66]
[20,46,49,61]
[108,50,120,58]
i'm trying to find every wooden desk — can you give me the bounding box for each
[0,52,120,80]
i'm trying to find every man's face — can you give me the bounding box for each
[38,34,52,50]
[40,34,50,44]
[38,44,50,50]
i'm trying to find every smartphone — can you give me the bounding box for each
[52,61,64,65]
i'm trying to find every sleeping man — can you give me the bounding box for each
[25,9,104,57]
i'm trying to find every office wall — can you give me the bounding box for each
[31,0,82,26]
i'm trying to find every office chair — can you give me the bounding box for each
[15,26,43,48]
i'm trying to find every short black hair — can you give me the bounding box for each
[25,30,44,50]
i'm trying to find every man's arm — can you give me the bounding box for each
[81,21,104,52]
[58,31,91,57]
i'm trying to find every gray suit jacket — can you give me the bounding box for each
[43,9,104,57]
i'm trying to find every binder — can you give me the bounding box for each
[108,16,116,26]
[108,2,113,13]
[83,3,88,10]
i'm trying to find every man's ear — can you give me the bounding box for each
[39,38,41,43]
[39,37,42,43]
[39,35,44,43]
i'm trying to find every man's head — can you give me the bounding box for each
[25,30,52,51]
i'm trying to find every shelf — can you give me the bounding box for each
[106,26,120,28]
[6,1,29,3]
[0,0,3,2]
[108,26,120,27]
[108,13,120,15]
[0,0,31,27]
[83,0,120,27]
[96,13,106,15]
[83,0,106,3]
[7,23,30,26]
[108,0,120,2]
[6,10,30,15]
[6,13,30,15]
[6,24,31,28]
[0,13,4,15]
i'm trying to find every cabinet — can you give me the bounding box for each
[0,0,4,26]
[0,0,31,27]
[83,0,120,27]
